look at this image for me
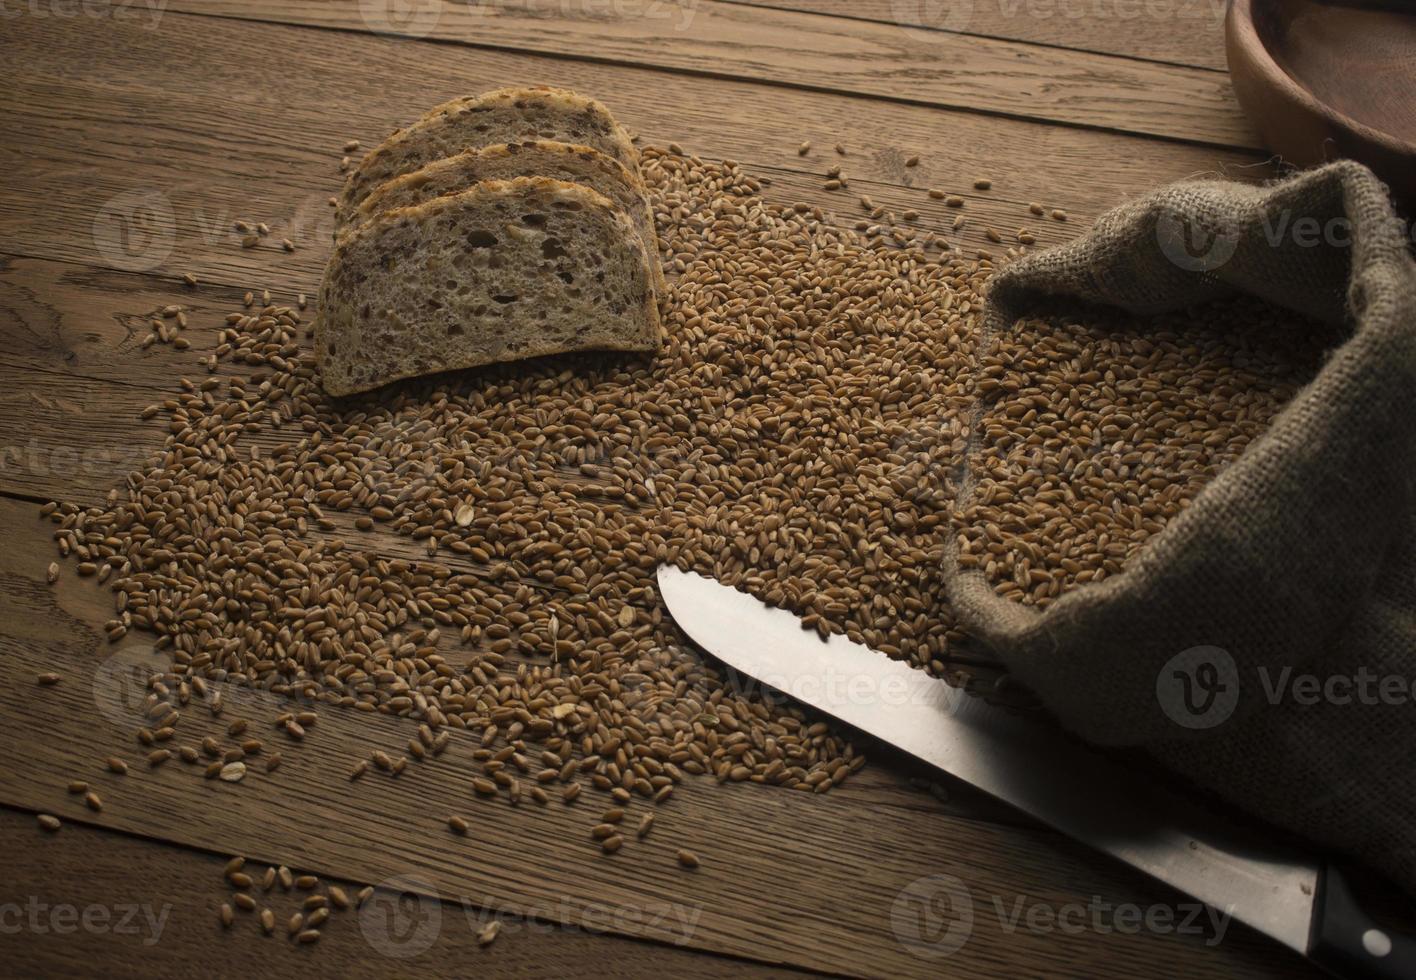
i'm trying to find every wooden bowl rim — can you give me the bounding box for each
[1227,0,1416,160]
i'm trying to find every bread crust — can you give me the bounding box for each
[335,87,638,228]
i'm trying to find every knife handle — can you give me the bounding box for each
[1310,864,1416,980]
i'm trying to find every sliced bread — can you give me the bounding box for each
[352,140,664,297]
[317,177,661,397]
[335,86,638,228]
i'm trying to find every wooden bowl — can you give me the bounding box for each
[1226,0,1416,214]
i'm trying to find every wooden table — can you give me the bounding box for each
[0,2,1324,977]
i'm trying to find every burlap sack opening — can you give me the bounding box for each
[945,161,1416,892]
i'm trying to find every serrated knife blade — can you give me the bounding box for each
[657,565,1416,979]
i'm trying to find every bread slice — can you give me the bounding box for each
[352,140,664,298]
[317,177,661,397]
[335,86,638,228]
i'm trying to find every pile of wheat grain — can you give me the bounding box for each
[43,148,1329,863]
[43,150,991,853]
[958,299,1330,606]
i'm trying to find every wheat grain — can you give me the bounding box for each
[219,762,247,782]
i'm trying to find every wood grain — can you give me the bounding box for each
[0,4,1318,978]
[718,0,1232,72]
[0,249,1029,822]
[0,9,1265,306]
[0,494,1319,978]
[167,0,1255,148]
[0,805,806,979]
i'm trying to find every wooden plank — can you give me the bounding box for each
[0,9,1300,978]
[0,10,1264,302]
[0,249,1033,824]
[165,0,1254,148]
[718,0,1232,72]
[0,494,1318,978]
[0,805,805,979]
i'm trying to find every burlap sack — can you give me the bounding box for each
[945,161,1416,892]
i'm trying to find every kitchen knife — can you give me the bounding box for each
[657,565,1416,980]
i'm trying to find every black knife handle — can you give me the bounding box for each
[1310,864,1416,980]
